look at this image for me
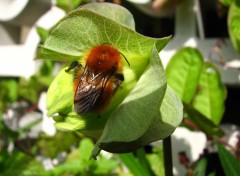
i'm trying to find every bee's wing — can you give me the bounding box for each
[74,70,112,115]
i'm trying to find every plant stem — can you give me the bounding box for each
[163,135,173,176]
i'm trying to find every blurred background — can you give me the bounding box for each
[0,0,240,175]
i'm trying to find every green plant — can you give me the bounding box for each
[166,46,240,175]
[1,1,239,176]
[38,3,183,161]
[219,0,240,53]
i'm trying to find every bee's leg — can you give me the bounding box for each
[114,73,124,89]
[115,73,124,81]
[65,61,79,72]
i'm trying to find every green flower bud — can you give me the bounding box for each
[38,3,183,158]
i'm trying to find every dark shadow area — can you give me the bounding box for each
[222,86,240,125]
[121,1,175,38]
[199,0,229,38]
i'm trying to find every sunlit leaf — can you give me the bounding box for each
[38,3,165,65]
[46,66,73,116]
[82,2,135,30]
[192,62,226,125]
[166,47,204,104]
[228,2,240,53]
[56,0,84,12]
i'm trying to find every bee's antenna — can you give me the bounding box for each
[119,52,130,67]
[65,61,79,72]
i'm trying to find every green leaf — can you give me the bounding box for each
[92,158,118,175]
[48,138,118,176]
[39,60,55,76]
[78,138,94,161]
[119,153,151,176]
[46,66,73,116]
[56,0,83,12]
[38,4,167,68]
[193,157,208,176]
[228,2,240,53]
[166,47,225,125]
[36,26,49,44]
[166,47,204,104]
[147,147,165,176]
[48,160,84,176]
[192,62,226,125]
[135,148,153,175]
[184,106,224,137]
[82,2,135,30]
[0,79,18,102]
[217,142,240,176]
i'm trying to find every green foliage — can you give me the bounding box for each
[192,62,226,125]
[166,47,226,135]
[217,142,240,176]
[184,107,224,137]
[228,1,240,53]
[82,2,135,30]
[0,150,46,176]
[108,146,165,176]
[119,153,151,176]
[219,0,235,6]
[47,138,118,176]
[39,2,182,158]
[56,0,88,13]
[36,26,49,44]
[36,131,79,158]
[0,60,54,111]
[193,157,208,176]
[18,75,48,104]
[147,147,165,176]
[0,79,18,113]
[166,47,203,104]
[2,2,238,176]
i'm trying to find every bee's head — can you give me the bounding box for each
[86,44,122,72]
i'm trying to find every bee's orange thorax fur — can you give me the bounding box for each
[85,45,123,73]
